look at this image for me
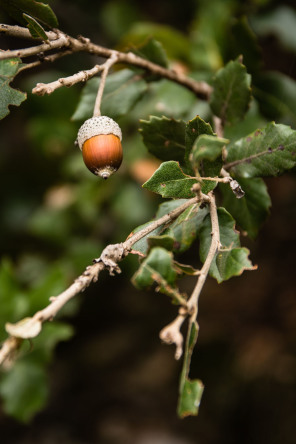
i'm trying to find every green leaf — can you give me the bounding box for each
[173,261,199,276]
[128,221,163,256]
[0,360,48,422]
[178,378,204,418]
[130,200,208,256]
[0,0,58,28]
[23,13,48,40]
[72,69,147,121]
[178,322,204,418]
[210,59,252,125]
[132,247,177,289]
[164,204,209,253]
[129,79,196,120]
[191,134,229,192]
[130,199,188,255]
[131,38,168,68]
[185,115,214,166]
[119,22,191,62]
[143,161,197,198]
[225,122,296,178]
[220,178,271,239]
[139,115,186,163]
[199,208,255,283]
[191,135,229,165]
[148,234,175,251]
[0,58,27,119]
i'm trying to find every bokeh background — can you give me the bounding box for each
[1,0,296,442]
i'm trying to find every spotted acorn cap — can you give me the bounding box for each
[77,116,122,150]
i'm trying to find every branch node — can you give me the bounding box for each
[94,243,125,275]
[77,35,90,44]
[191,182,202,198]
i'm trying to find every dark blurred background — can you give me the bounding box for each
[1,0,296,442]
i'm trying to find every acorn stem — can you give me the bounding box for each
[93,53,118,117]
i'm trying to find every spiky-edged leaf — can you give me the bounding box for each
[0,58,26,119]
[225,122,296,178]
[139,116,186,163]
[210,59,251,125]
[185,115,214,166]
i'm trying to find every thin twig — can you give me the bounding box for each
[0,196,204,367]
[123,196,201,250]
[93,53,118,117]
[0,33,69,60]
[16,50,73,75]
[196,176,231,183]
[149,193,220,360]
[187,192,220,319]
[32,64,104,95]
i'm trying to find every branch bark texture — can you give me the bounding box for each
[0,24,212,100]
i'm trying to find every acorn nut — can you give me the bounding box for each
[77,116,123,179]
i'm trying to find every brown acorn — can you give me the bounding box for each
[77,116,123,179]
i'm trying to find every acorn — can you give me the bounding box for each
[77,116,123,179]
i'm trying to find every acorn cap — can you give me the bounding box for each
[77,116,122,150]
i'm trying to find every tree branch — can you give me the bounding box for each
[0,31,69,59]
[0,196,203,367]
[0,24,58,40]
[0,24,212,100]
[32,64,104,95]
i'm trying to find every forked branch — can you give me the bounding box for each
[0,24,212,100]
[0,196,208,367]
[159,192,220,359]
